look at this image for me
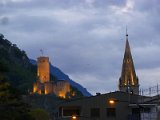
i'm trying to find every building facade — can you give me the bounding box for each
[37,57,50,83]
[53,91,141,120]
[53,91,159,120]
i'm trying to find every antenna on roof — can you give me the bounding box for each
[126,26,128,36]
[40,49,44,56]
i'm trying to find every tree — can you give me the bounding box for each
[0,59,35,120]
[29,108,50,120]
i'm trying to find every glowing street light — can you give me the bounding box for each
[72,115,77,120]
[109,99,115,104]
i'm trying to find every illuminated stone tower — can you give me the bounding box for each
[37,57,50,83]
[33,56,50,94]
[119,33,139,94]
[33,56,70,97]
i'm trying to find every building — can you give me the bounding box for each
[33,56,70,98]
[53,91,135,120]
[53,91,159,120]
[119,33,139,94]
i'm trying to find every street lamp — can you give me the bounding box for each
[72,115,77,120]
[109,99,115,104]
[71,115,90,120]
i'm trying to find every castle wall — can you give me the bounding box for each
[33,82,38,93]
[33,81,44,94]
[55,81,70,98]
[44,82,53,94]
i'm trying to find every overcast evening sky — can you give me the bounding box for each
[0,0,160,95]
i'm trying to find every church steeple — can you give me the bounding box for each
[119,32,139,94]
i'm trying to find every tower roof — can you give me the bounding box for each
[124,37,131,60]
[119,33,138,87]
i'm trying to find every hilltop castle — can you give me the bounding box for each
[33,56,70,98]
[119,33,139,94]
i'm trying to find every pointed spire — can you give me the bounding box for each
[125,34,131,56]
[119,31,139,94]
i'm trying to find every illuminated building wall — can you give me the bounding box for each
[44,82,53,94]
[55,80,70,98]
[33,81,43,94]
[33,82,38,93]
[37,57,50,83]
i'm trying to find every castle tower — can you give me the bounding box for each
[37,56,50,83]
[33,56,70,97]
[119,33,139,94]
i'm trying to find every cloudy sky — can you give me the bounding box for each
[0,0,160,95]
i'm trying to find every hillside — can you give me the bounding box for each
[0,34,36,94]
[0,33,91,97]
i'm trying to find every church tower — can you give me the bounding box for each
[119,32,139,94]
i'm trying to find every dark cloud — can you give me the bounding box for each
[0,0,160,94]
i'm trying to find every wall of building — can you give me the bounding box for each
[54,81,70,98]
[54,91,139,120]
[33,81,45,94]
[37,57,50,83]
[44,82,53,94]
[33,80,71,98]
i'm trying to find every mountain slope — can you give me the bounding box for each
[30,59,91,96]
[0,34,37,94]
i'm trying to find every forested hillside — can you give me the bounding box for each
[0,34,37,94]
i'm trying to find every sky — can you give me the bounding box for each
[0,0,160,95]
